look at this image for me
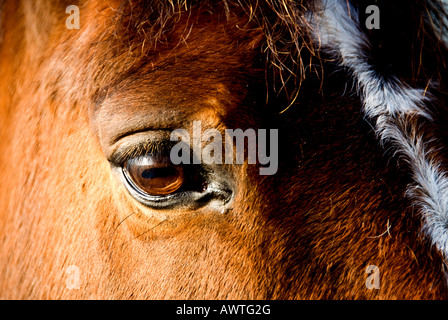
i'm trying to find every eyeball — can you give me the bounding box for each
[123,154,184,196]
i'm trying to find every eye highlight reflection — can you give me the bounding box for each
[123,154,185,196]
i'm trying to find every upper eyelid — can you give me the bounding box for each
[107,130,174,165]
[109,139,175,166]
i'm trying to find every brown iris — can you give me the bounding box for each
[124,154,184,196]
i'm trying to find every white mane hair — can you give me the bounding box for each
[309,0,448,266]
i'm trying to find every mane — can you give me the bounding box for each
[309,0,448,264]
[96,0,448,99]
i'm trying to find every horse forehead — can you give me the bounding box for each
[89,21,264,147]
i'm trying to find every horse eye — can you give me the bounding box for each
[118,150,230,210]
[123,155,185,196]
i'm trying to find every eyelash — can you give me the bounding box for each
[111,140,175,166]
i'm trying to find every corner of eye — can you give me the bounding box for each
[105,145,128,167]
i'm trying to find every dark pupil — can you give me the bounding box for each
[141,167,177,180]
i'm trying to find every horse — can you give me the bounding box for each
[1,0,448,299]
